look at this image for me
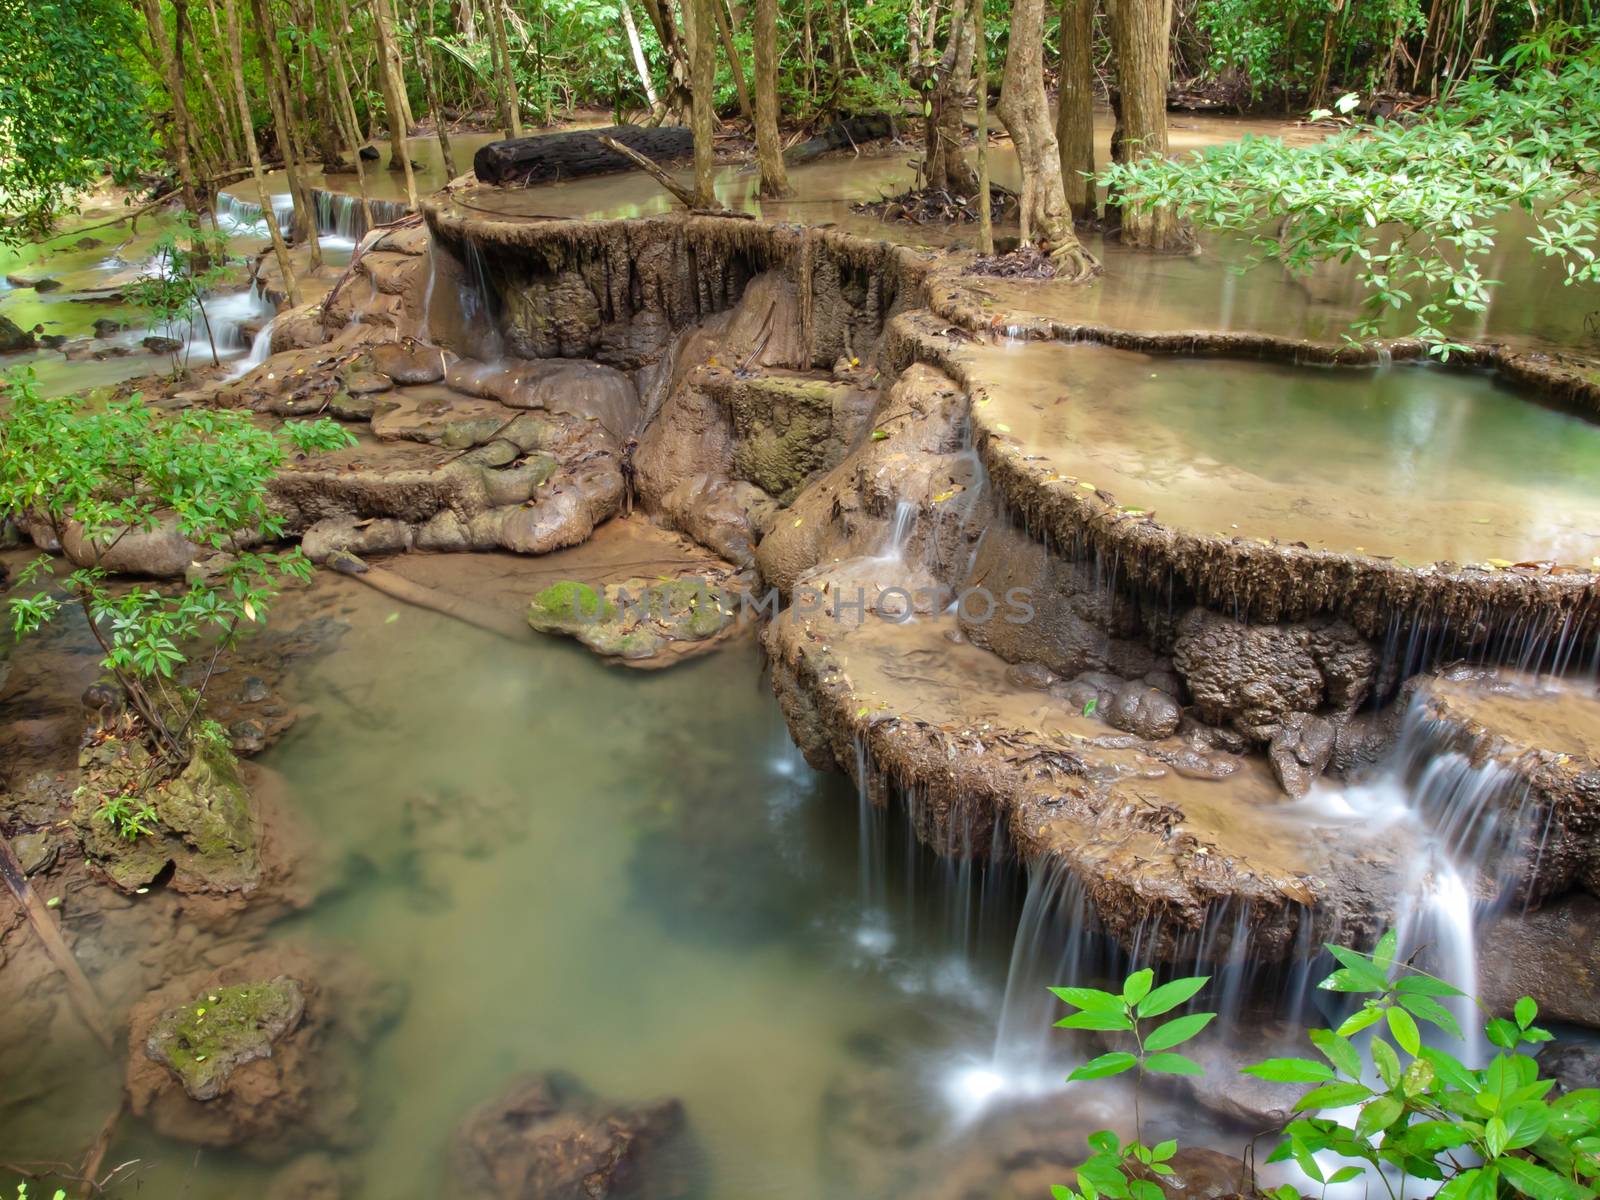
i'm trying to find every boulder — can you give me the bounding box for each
[144,977,306,1101]
[126,946,403,1158]
[73,731,259,894]
[301,516,414,563]
[1106,682,1183,740]
[0,314,36,353]
[61,512,200,578]
[1478,894,1600,1030]
[1540,1044,1600,1094]
[446,1071,697,1199]
[143,335,184,354]
[1268,713,1336,797]
[368,340,446,385]
[1173,610,1375,738]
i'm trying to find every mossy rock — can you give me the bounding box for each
[145,977,306,1101]
[73,731,259,893]
[528,580,613,630]
[528,576,734,662]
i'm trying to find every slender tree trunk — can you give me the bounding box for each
[252,0,323,269]
[1109,0,1190,249]
[711,0,753,122]
[487,0,523,136]
[418,1,459,178]
[1057,0,1097,221]
[997,0,1097,277]
[920,0,979,195]
[332,0,376,226]
[221,0,301,305]
[685,0,717,206]
[823,0,845,113]
[639,0,693,120]
[140,0,203,222]
[620,0,661,112]
[753,0,788,195]
[369,0,419,202]
[180,3,240,168]
[974,0,992,253]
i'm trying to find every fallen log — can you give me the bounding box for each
[0,836,115,1053]
[473,124,694,187]
[783,113,899,165]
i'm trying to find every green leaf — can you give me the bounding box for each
[1515,997,1539,1030]
[1499,1155,1591,1200]
[1122,969,1155,1007]
[1355,1095,1404,1139]
[1143,1053,1204,1076]
[1069,1052,1140,1082]
[1336,1006,1384,1038]
[1387,1007,1422,1056]
[1398,992,1464,1039]
[1144,1012,1215,1052]
[1309,1028,1363,1078]
[1243,1058,1335,1083]
[1051,987,1125,1012]
[1136,976,1210,1018]
[1057,1009,1137,1032]
[1501,1102,1550,1150]
[1371,1038,1401,1090]
[1295,1081,1375,1111]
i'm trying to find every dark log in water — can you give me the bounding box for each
[473,125,695,187]
[783,113,899,165]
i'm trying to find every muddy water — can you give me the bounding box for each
[966,340,1600,565]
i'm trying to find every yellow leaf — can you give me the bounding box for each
[1078,481,1096,491]
[243,601,257,622]
[994,423,1011,433]
[793,517,803,527]
[1487,558,1513,569]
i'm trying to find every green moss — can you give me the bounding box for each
[146,977,305,1101]
[529,580,612,627]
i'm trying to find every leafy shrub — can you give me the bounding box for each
[0,369,355,775]
[1051,932,1599,1200]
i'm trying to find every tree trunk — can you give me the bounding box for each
[252,0,323,269]
[329,0,377,229]
[638,0,693,120]
[180,2,241,169]
[685,0,717,206]
[924,0,979,195]
[1109,0,1190,249]
[418,0,459,178]
[220,0,301,305]
[487,0,523,136]
[369,0,419,202]
[997,0,1098,277]
[1057,0,1097,221]
[711,0,753,123]
[753,0,788,195]
[140,0,203,222]
[620,0,661,112]
[974,0,992,253]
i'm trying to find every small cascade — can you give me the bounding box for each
[227,315,277,380]
[882,500,916,561]
[216,191,296,239]
[457,240,505,360]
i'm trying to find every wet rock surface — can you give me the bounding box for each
[446,1071,699,1200]
[126,945,403,1157]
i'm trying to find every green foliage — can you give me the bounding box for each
[1051,933,1600,1200]
[0,368,355,759]
[1101,26,1600,356]
[1196,0,1426,101]
[0,0,153,241]
[1051,970,1216,1200]
[123,216,233,372]
[96,790,160,840]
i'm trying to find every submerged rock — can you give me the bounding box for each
[145,977,306,1101]
[446,1071,698,1200]
[126,945,403,1158]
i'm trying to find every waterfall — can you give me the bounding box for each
[216,191,296,239]
[882,500,916,561]
[227,316,277,380]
